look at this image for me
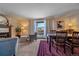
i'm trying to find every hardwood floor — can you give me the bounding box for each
[16,39,45,56]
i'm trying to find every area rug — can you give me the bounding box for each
[37,40,79,56]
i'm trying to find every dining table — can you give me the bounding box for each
[47,33,73,53]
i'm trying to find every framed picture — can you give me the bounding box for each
[57,20,64,29]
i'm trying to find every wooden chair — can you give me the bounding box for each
[71,32,79,54]
[47,30,56,43]
[47,30,56,52]
[65,32,79,55]
[55,31,67,53]
[29,32,37,42]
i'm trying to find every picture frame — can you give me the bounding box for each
[57,20,64,29]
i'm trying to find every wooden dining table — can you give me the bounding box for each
[47,33,73,52]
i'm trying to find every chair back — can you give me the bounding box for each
[56,31,67,43]
[35,32,37,40]
[29,32,37,41]
[72,32,79,44]
[0,37,18,56]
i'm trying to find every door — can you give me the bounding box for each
[34,19,46,38]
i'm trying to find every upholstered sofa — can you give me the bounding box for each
[0,37,19,56]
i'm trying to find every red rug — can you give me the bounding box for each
[37,40,79,56]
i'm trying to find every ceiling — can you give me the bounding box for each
[0,3,79,19]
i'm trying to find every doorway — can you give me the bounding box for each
[34,18,46,39]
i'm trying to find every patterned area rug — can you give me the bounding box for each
[37,40,79,56]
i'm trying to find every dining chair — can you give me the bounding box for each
[29,32,37,42]
[51,30,56,46]
[47,30,56,43]
[55,31,67,53]
[0,37,18,56]
[71,32,79,55]
[47,30,56,52]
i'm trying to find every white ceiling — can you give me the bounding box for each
[0,3,79,19]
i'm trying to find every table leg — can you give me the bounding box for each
[47,36,48,43]
[63,41,65,53]
[49,36,51,53]
[71,46,73,54]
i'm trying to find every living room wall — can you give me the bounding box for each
[6,15,30,37]
[46,10,79,33]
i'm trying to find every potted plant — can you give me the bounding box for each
[15,26,21,38]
